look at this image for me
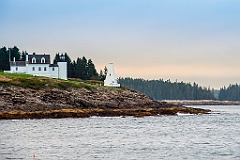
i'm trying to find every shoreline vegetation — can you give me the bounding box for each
[0,73,210,119]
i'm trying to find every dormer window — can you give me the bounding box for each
[32,57,36,63]
[41,57,45,63]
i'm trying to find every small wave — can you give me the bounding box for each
[176,112,195,116]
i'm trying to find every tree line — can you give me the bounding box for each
[119,77,216,100]
[218,84,240,101]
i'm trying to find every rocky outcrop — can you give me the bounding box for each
[0,85,211,119]
[0,107,211,119]
[0,86,160,111]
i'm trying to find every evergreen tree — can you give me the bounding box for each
[0,47,9,71]
[75,57,82,78]
[87,59,98,79]
[81,56,88,80]
[71,60,77,78]
[9,46,21,61]
[75,57,88,79]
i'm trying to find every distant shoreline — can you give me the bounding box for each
[161,100,240,106]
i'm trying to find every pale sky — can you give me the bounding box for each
[1,0,240,89]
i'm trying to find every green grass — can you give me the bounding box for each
[0,72,36,78]
[0,72,95,90]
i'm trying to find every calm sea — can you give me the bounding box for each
[1,105,240,160]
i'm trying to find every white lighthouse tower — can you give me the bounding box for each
[104,63,120,87]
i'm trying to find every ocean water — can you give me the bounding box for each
[1,105,240,160]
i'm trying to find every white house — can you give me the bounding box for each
[104,63,120,87]
[4,53,67,80]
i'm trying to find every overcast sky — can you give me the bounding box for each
[1,0,240,89]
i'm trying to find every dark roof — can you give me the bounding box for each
[10,61,26,66]
[49,64,58,67]
[28,54,50,64]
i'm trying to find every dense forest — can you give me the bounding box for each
[218,84,240,101]
[119,78,216,100]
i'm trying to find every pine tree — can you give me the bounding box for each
[74,57,87,79]
[0,47,10,71]
[0,47,8,71]
[9,46,21,61]
[87,59,98,79]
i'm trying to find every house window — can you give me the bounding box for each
[41,57,46,63]
[44,67,47,71]
[16,67,18,71]
[52,67,55,71]
[32,57,36,63]
[38,67,41,71]
[32,67,35,71]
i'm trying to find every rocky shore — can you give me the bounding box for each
[0,74,211,119]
